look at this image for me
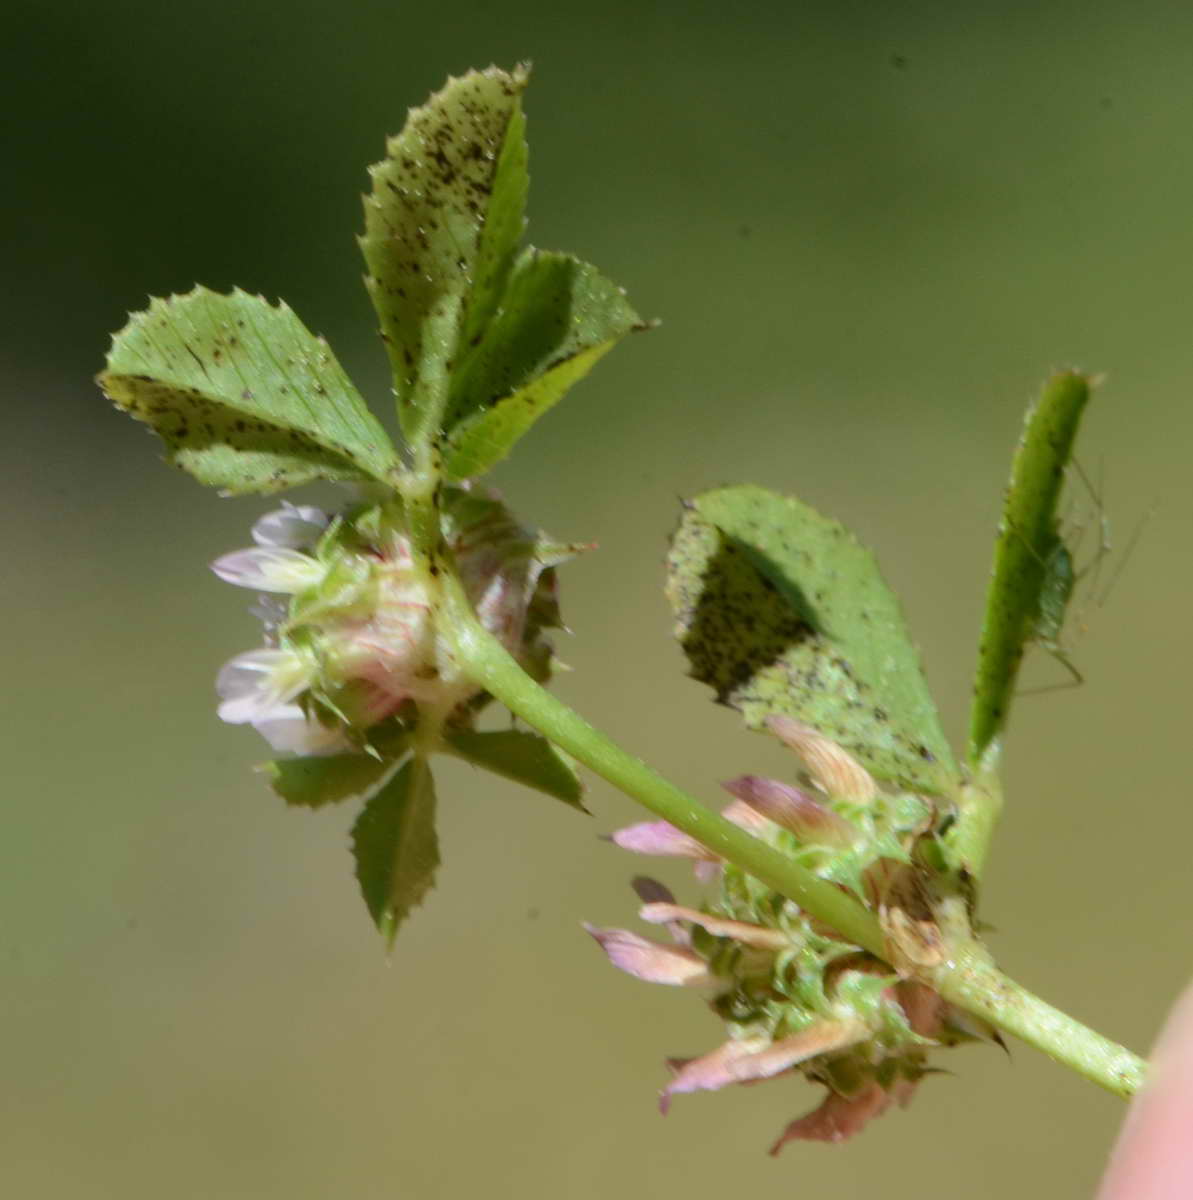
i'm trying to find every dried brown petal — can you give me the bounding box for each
[767,716,878,804]
[768,1082,892,1152]
[638,903,789,950]
[660,1022,865,1113]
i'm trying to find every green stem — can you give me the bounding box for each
[443,579,1147,1098]
[928,940,1146,1098]
[944,764,1004,880]
[447,586,883,954]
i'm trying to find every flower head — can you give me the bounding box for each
[212,488,577,754]
[586,720,962,1152]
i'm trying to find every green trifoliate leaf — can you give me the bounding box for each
[667,485,958,796]
[360,65,530,442]
[443,729,586,812]
[442,249,643,479]
[967,370,1092,768]
[351,758,439,946]
[265,734,409,808]
[98,288,399,494]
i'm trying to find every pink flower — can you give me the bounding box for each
[607,820,720,862]
[588,718,947,1153]
[660,1021,865,1114]
[721,775,856,846]
[582,924,714,987]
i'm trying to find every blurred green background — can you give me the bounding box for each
[5,0,1191,1195]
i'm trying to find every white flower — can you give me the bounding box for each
[248,594,290,643]
[251,705,352,755]
[216,648,314,725]
[251,503,329,550]
[210,489,573,755]
[210,546,327,593]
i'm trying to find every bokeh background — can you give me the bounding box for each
[5,1,1191,1196]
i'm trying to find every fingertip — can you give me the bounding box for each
[1098,979,1193,1198]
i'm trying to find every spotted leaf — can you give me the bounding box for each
[666,485,958,796]
[98,288,398,494]
[442,249,643,479]
[360,65,530,443]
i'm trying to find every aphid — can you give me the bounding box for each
[1024,526,1087,688]
[1020,461,1115,693]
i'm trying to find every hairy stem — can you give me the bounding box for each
[944,764,1004,880]
[928,940,1146,1098]
[442,576,884,953]
[443,578,1147,1098]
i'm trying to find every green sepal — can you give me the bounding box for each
[359,65,530,443]
[835,972,932,1050]
[351,757,440,946]
[533,535,595,572]
[967,370,1093,766]
[98,288,399,494]
[443,729,586,812]
[833,971,898,1027]
[287,555,375,629]
[816,852,870,901]
[883,790,933,832]
[666,485,958,796]
[442,249,644,479]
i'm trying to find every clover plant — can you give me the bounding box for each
[98,65,1145,1153]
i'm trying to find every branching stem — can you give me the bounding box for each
[440,572,1147,1099]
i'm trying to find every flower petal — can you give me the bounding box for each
[720,798,773,835]
[211,547,325,594]
[249,594,290,637]
[583,924,713,987]
[630,877,676,906]
[215,648,311,724]
[252,705,352,755]
[722,776,855,846]
[768,1082,892,1152]
[638,903,789,950]
[251,503,329,549]
[767,716,877,804]
[660,1022,865,1114]
[607,820,719,862]
[693,860,722,885]
[896,981,945,1039]
[659,1037,769,1113]
[630,879,689,945]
